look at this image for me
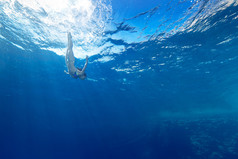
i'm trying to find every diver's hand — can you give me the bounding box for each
[64,70,69,74]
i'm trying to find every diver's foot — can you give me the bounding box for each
[68,32,72,39]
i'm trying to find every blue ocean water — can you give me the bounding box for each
[0,0,238,159]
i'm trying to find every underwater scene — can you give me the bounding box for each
[0,0,238,158]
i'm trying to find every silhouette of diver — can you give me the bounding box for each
[65,32,88,80]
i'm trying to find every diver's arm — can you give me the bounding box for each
[82,55,88,72]
[64,70,69,74]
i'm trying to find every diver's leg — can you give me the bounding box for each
[65,32,77,74]
[67,32,73,51]
[66,32,75,64]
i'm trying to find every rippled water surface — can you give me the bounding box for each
[0,0,238,159]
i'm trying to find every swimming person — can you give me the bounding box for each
[65,32,88,80]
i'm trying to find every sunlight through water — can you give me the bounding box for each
[0,0,237,60]
[0,0,112,58]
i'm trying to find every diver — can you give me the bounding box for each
[65,32,88,80]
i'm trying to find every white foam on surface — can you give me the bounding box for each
[1,0,112,58]
[11,42,25,50]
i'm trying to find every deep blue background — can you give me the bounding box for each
[1,1,238,159]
